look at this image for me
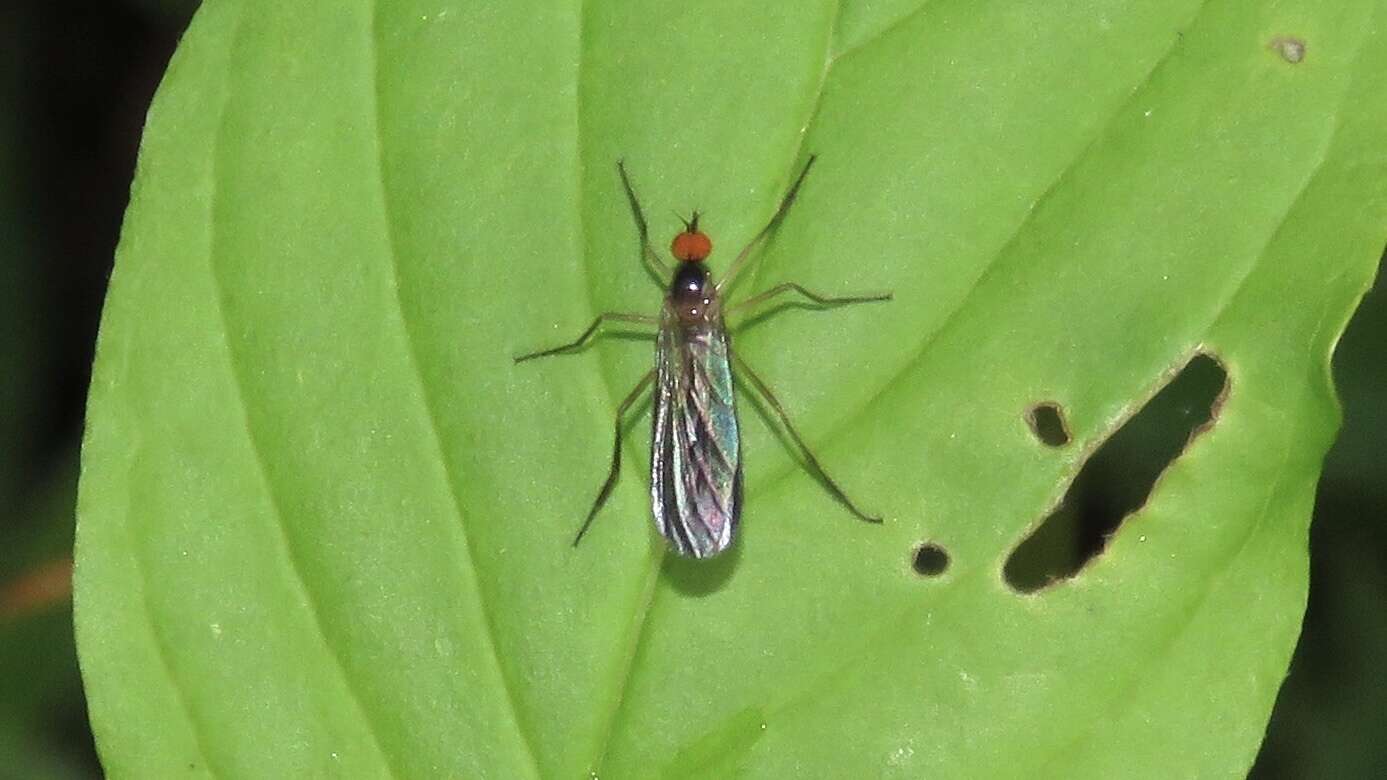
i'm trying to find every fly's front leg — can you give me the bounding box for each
[725,282,891,322]
[573,370,657,547]
[514,312,657,363]
[717,155,819,294]
[617,160,674,286]
[732,353,882,524]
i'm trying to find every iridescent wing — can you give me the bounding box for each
[650,309,742,558]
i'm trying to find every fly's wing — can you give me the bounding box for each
[651,316,742,558]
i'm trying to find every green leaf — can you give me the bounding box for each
[75,0,1387,777]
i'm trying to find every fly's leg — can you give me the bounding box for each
[731,353,882,524]
[514,312,657,363]
[617,160,674,286]
[573,370,657,547]
[717,155,818,294]
[725,282,892,320]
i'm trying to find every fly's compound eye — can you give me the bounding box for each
[671,211,712,262]
[671,230,711,262]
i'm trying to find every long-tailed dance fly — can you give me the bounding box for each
[516,155,890,558]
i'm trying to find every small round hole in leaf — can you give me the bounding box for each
[911,543,950,577]
[1026,402,1071,447]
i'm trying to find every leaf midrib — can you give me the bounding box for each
[585,0,847,773]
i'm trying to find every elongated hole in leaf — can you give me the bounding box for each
[1004,353,1228,593]
[911,543,950,577]
[1026,402,1071,447]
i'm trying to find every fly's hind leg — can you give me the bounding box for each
[573,370,657,547]
[732,353,882,524]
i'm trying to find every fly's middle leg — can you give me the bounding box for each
[573,369,657,547]
[514,312,658,363]
[725,282,891,321]
[731,352,882,525]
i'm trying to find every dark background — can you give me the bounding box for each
[1,2,1381,776]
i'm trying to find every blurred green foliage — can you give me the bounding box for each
[0,7,81,777]
[1253,280,1387,780]
[1,2,197,777]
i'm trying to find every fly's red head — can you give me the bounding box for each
[671,211,712,263]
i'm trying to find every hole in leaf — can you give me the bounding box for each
[1004,353,1228,593]
[911,543,950,577]
[1026,402,1071,447]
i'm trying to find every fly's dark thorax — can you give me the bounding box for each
[667,262,722,328]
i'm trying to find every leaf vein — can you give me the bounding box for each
[594,2,846,772]
[125,503,220,776]
[364,1,543,776]
[741,0,843,299]
[202,8,399,776]
[575,0,676,772]
[829,0,933,64]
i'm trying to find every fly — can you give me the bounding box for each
[516,156,890,558]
